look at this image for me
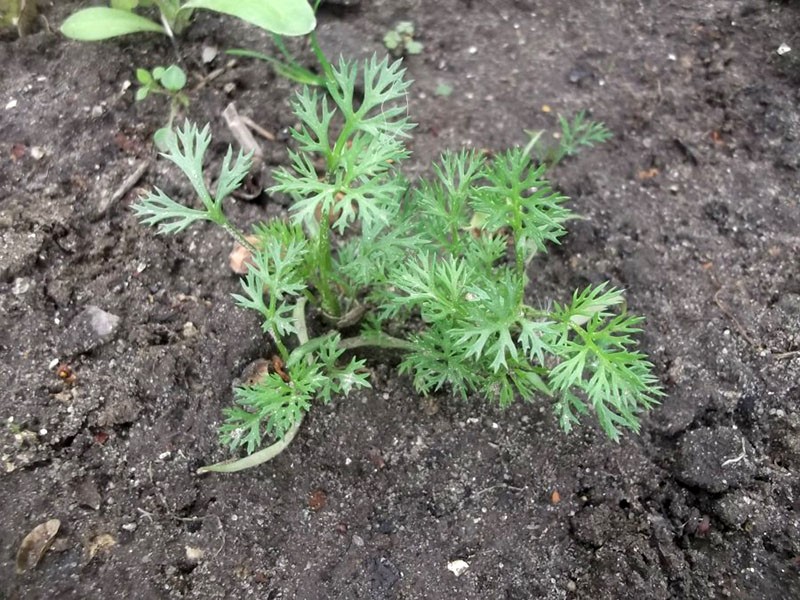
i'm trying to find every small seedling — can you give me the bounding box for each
[434,82,453,97]
[61,0,315,41]
[383,21,423,57]
[134,57,662,474]
[524,111,613,167]
[135,65,189,149]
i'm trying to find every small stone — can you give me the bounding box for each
[201,46,218,64]
[352,534,364,547]
[447,559,469,577]
[185,546,205,562]
[58,305,121,356]
[182,322,198,338]
[12,277,30,295]
[29,147,45,160]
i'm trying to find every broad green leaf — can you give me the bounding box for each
[110,0,139,9]
[158,65,187,91]
[135,87,149,101]
[181,0,315,36]
[135,68,153,85]
[60,7,164,41]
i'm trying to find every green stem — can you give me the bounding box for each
[310,32,335,84]
[338,333,416,352]
[197,299,309,475]
[196,420,301,474]
[219,220,258,254]
[315,208,341,316]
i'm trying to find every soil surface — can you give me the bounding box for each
[2,1,800,598]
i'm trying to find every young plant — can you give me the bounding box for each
[524,111,613,167]
[134,56,662,474]
[383,21,423,57]
[135,64,189,148]
[60,0,315,41]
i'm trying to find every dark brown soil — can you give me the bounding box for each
[2,1,800,598]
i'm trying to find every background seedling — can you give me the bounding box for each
[524,111,613,167]
[383,21,423,57]
[135,64,189,149]
[134,57,661,474]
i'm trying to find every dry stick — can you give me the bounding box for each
[222,103,264,166]
[96,160,149,217]
[713,289,760,348]
[239,115,276,142]
[196,299,309,475]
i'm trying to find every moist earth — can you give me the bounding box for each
[1,1,799,599]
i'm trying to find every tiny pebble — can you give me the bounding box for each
[352,534,364,547]
[12,278,30,295]
[447,559,469,577]
[5,98,17,110]
[468,46,477,54]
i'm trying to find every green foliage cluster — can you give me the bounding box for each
[525,111,613,168]
[134,65,189,148]
[134,56,662,471]
[383,21,423,57]
[60,0,315,41]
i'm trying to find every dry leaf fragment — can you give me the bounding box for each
[637,168,659,180]
[86,533,116,561]
[229,235,261,275]
[550,489,561,504]
[16,519,60,573]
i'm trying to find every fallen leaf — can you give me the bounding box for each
[228,235,261,275]
[16,519,60,573]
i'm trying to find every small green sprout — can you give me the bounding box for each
[134,57,662,474]
[434,82,453,97]
[61,0,316,41]
[135,65,189,149]
[524,111,613,167]
[383,21,423,57]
